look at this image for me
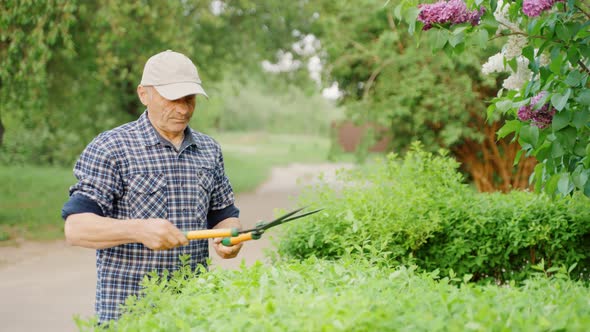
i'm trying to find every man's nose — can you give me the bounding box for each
[173,100,191,114]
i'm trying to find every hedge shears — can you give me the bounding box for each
[184,206,322,246]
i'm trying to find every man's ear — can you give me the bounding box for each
[137,85,149,106]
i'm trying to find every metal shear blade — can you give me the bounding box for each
[240,206,322,234]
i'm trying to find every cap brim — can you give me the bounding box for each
[154,82,208,100]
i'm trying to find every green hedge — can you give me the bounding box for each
[82,257,590,331]
[277,143,590,282]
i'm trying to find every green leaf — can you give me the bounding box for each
[430,29,448,50]
[520,125,539,146]
[521,45,535,63]
[549,52,563,74]
[575,89,590,105]
[551,140,565,158]
[473,29,488,49]
[567,46,581,65]
[448,32,464,47]
[404,6,420,25]
[545,173,560,196]
[574,140,587,156]
[551,89,571,111]
[572,110,590,129]
[507,57,518,72]
[572,166,589,189]
[557,173,572,195]
[533,162,545,192]
[552,110,571,131]
[486,103,496,120]
[490,0,497,12]
[556,22,571,41]
[556,126,577,149]
[514,149,523,165]
[498,120,521,138]
[564,71,583,87]
[495,99,513,113]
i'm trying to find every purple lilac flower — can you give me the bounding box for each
[522,0,564,17]
[418,0,486,31]
[517,91,556,128]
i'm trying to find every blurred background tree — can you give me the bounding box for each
[0,0,322,165]
[310,0,537,192]
[1,0,538,191]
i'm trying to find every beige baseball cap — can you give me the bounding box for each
[140,50,208,100]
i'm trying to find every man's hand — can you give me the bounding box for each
[211,216,242,259]
[212,237,243,259]
[138,218,189,250]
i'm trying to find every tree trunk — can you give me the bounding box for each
[452,112,537,192]
[0,115,4,147]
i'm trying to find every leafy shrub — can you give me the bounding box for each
[416,190,590,282]
[81,257,590,331]
[277,143,590,281]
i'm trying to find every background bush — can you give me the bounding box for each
[191,77,343,136]
[277,143,590,282]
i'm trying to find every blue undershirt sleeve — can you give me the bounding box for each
[207,204,240,229]
[61,194,105,220]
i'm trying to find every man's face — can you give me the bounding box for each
[138,86,196,135]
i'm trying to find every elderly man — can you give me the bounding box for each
[62,50,242,323]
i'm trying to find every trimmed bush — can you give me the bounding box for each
[277,143,590,282]
[82,257,590,331]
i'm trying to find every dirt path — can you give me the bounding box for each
[0,163,351,332]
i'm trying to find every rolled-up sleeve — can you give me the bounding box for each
[68,140,122,217]
[209,148,235,211]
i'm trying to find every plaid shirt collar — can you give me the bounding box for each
[137,110,199,151]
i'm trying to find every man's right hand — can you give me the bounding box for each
[138,218,189,250]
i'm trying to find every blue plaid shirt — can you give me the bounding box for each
[67,111,235,323]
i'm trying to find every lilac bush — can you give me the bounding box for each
[417,0,485,30]
[396,0,590,197]
[517,92,556,128]
[522,0,564,17]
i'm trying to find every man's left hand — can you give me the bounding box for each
[212,237,242,259]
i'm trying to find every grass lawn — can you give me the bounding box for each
[0,132,347,242]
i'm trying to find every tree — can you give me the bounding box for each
[0,0,76,153]
[395,0,590,197]
[312,0,536,191]
[0,0,318,165]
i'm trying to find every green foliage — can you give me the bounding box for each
[79,257,590,331]
[191,77,343,136]
[278,143,590,281]
[397,0,590,197]
[278,142,466,263]
[311,0,501,153]
[0,1,320,166]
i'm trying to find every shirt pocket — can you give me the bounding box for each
[195,167,215,194]
[127,173,168,219]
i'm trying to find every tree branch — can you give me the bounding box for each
[575,5,590,19]
[489,31,550,42]
[362,59,394,100]
[386,12,405,54]
[578,60,590,76]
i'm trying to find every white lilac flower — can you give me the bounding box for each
[502,58,532,90]
[494,0,521,33]
[482,53,507,74]
[503,35,528,60]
